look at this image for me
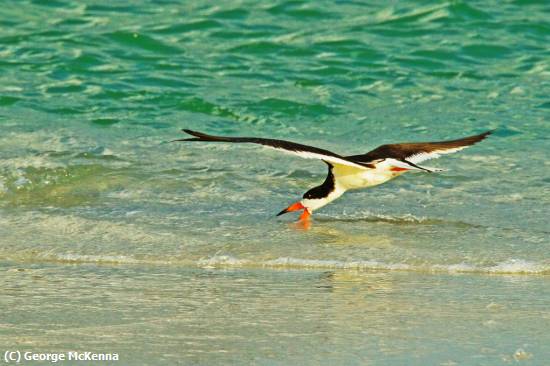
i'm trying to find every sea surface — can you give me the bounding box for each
[1,0,549,364]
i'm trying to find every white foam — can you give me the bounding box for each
[196,256,550,275]
[53,254,141,264]
[264,257,412,271]
[197,255,250,268]
[487,259,546,274]
[10,252,549,276]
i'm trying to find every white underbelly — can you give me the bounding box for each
[333,165,404,190]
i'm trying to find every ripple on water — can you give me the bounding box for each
[104,31,182,55]
[152,19,223,34]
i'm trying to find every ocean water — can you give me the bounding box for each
[1,0,549,364]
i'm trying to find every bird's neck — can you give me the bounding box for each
[306,184,346,212]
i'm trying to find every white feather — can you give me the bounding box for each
[406,146,469,164]
[269,147,370,170]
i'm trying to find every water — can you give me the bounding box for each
[1,0,549,364]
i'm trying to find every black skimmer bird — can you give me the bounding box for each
[175,129,492,222]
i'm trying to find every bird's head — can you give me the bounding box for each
[276,190,333,218]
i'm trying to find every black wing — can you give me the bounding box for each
[346,130,493,171]
[175,129,375,169]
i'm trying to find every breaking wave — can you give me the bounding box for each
[3,253,548,275]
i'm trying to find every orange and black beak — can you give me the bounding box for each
[277,202,312,222]
[277,202,305,216]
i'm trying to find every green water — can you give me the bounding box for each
[1,0,549,364]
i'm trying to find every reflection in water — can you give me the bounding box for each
[290,219,311,231]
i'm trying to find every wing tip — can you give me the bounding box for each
[479,129,495,139]
[457,129,494,147]
[172,129,220,142]
[181,129,204,137]
[170,129,204,142]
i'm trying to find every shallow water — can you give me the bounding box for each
[2,262,549,365]
[0,0,549,364]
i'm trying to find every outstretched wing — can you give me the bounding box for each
[174,129,375,169]
[347,130,493,172]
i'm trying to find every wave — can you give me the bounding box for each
[315,211,484,229]
[255,257,549,275]
[4,253,548,275]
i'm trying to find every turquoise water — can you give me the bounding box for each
[1,0,549,364]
